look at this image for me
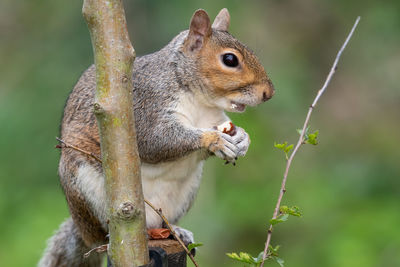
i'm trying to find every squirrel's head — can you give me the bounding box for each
[182,8,275,113]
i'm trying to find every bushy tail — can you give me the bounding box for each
[38,218,103,267]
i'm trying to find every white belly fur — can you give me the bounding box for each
[142,151,204,228]
[76,152,204,230]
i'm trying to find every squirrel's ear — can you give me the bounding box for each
[185,9,212,52]
[212,8,230,32]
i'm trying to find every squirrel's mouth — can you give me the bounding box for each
[230,101,246,112]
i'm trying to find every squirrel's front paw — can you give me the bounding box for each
[232,126,250,157]
[201,131,238,163]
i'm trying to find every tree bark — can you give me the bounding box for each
[82,0,149,266]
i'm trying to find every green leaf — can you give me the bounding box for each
[274,142,294,160]
[299,128,319,145]
[229,248,283,267]
[226,252,256,264]
[274,142,287,150]
[297,126,310,136]
[306,130,319,145]
[270,206,302,225]
[187,242,203,251]
[284,144,293,154]
[279,205,302,217]
[272,256,285,267]
[227,252,241,262]
[227,251,265,266]
[270,214,289,225]
[268,245,280,256]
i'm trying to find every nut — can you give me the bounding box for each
[216,121,237,136]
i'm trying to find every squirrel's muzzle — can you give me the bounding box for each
[258,79,275,102]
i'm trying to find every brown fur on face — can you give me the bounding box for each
[183,9,274,107]
[199,30,274,104]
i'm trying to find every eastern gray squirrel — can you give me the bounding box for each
[39,8,274,267]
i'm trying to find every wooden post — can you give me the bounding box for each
[148,240,188,266]
[82,0,149,266]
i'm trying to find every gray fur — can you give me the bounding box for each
[38,218,103,267]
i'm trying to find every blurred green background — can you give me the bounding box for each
[1,0,399,266]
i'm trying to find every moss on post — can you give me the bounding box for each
[82,0,149,266]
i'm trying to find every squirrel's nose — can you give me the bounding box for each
[262,91,270,102]
[262,86,275,102]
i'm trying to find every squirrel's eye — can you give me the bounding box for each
[222,53,239,68]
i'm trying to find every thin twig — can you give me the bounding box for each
[55,137,200,266]
[144,199,200,267]
[56,137,102,162]
[260,16,360,267]
[84,244,108,258]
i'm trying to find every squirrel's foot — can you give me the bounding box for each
[171,225,194,246]
[171,225,196,256]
